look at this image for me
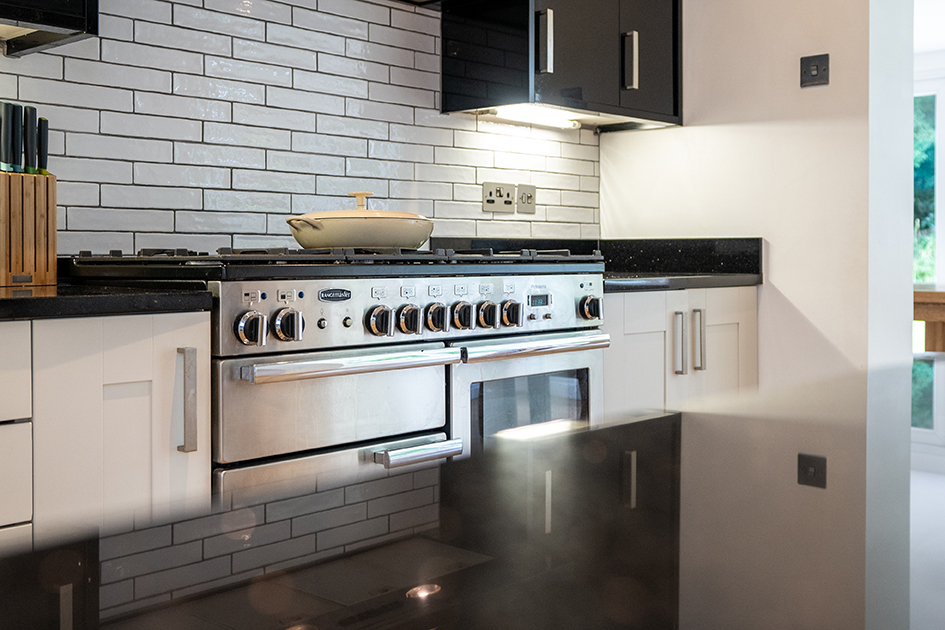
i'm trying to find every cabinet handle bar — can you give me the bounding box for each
[178,347,198,453]
[538,9,554,74]
[674,311,688,375]
[623,31,639,90]
[693,308,706,370]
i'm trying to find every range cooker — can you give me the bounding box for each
[65,247,608,493]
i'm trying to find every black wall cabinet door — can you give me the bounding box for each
[619,0,679,118]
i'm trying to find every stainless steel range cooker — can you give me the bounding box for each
[66,247,609,492]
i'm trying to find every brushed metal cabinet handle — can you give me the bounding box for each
[373,438,464,469]
[538,9,554,74]
[693,309,706,371]
[545,470,553,534]
[59,583,73,630]
[177,347,198,453]
[622,31,639,89]
[674,311,688,375]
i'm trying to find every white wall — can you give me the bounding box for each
[0,0,601,254]
[600,0,912,627]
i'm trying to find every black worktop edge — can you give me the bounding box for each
[604,273,763,293]
[600,237,763,275]
[0,288,212,321]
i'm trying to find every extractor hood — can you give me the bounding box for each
[0,0,98,57]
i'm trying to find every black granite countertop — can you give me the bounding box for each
[603,271,762,292]
[0,283,212,321]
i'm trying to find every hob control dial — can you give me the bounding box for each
[452,301,476,331]
[273,308,304,342]
[398,304,423,335]
[366,305,395,337]
[235,310,269,346]
[579,296,603,320]
[425,302,450,333]
[501,300,524,327]
[477,301,501,329]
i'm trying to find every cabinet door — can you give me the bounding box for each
[703,286,759,397]
[619,0,678,117]
[602,292,668,421]
[534,0,621,110]
[0,320,31,422]
[0,423,32,527]
[0,523,32,557]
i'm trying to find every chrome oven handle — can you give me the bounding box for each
[240,347,463,384]
[463,332,610,364]
[374,438,464,469]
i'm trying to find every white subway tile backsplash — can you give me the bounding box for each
[234,103,315,131]
[530,126,582,144]
[0,74,15,99]
[233,39,319,72]
[430,218,475,238]
[387,504,437,531]
[267,23,346,56]
[294,8,369,40]
[0,54,62,80]
[389,124,452,146]
[135,92,232,122]
[203,521,292,559]
[48,130,66,155]
[101,541,202,584]
[389,66,438,91]
[292,195,353,214]
[39,105,100,133]
[346,98,413,124]
[435,147,493,168]
[99,15,134,42]
[454,131,510,152]
[102,41,203,74]
[452,184,481,202]
[531,222,582,239]
[536,188,561,206]
[21,77,132,112]
[346,40,414,69]
[546,206,595,223]
[368,24,435,54]
[317,54,389,83]
[368,140,433,163]
[176,210,267,233]
[390,10,438,35]
[319,0,390,26]
[69,208,174,233]
[346,157,414,180]
[368,82,434,109]
[134,557,232,599]
[234,234,298,248]
[206,56,292,87]
[65,58,170,93]
[135,163,231,188]
[206,190,291,214]
[174,6,266,41]
[100,581,134,610]
[205,0,292,25]
[561,142,600,161]
[267,86,345,115]
[135,232,232,252]
[58,182,100,207]
[58,231,134,256]
[48,156,132,184]
[293,132,367,157]
[581,223,601,239]
[414,52,439,74]
[415,163,476,184]
[100,0,172,24]
[102,185,203,210]
[580,176,600,192]
[68,133,173,162]
[580,129,600,145]
[205,121,291,149]
[294,70,368,99]
[176,143,266,169]
[531,171,581,191]
[317,176,388,197]
[389,180,451,200]
[414,108,477,131]
[382,198,433,216]
[135,22,232,57]
[49,37,100,60]
[231,532,320,573]
[317,517,388,551]
[317,114,388,140]
[233,169,318,194]
[434,200,486,220]
[293,504,367,537]
[476,219,531,238]
[561,190,599,208]
[173,74,265,104]
[493,152,544,171]
[475,168,531,185]
[268,151,345,175]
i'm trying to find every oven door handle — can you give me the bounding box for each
[240,347,463,384]
[374,438,464,469]
[462,332,611,364]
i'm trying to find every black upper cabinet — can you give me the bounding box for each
[441,0,681,127]
[0,0,99,57]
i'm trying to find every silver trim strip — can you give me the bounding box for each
[462,331,610,364]
[177,347,198,453]
[373,438,464,469]
[240,347,463,384]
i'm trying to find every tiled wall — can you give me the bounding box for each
[0,0,601,255]
[99,467,439,619]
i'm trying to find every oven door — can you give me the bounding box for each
[450,331,610,459]
[214,343,462,464]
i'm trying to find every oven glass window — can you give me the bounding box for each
[471,369,590,451]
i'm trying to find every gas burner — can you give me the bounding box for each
[137,248,206,257]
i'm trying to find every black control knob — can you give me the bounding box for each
[452,301,476,331]
[342,317,353,328]
[425,302,450,333]
[398,304,423,335]
[235,311,268,346]
[477,301,501,329]
[317,318,328,329]
[365,305,394,337]
[579,296,603,320]
[501,300,524,327]
[273,308,304,341]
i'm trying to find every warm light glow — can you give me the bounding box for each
[406,584,442,599]
[491,104,582,129]
[495,419,584,441]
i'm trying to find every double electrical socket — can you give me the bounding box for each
[482,182,537,215]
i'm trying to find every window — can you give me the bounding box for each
[915,94,935,281]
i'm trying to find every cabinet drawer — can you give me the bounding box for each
[0,422,32,527]
[0,523,32,557]
[0,321,31,422]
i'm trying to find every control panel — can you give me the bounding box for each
[214,274,603,356]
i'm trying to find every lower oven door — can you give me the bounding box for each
[450,330,609,459]
[213,342,461,464]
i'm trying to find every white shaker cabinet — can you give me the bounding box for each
[602,286,758,420]
[32,312,211,545]
[0,320,31,422]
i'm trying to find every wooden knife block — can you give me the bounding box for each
[0,172,57,287]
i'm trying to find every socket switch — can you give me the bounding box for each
[517,184,537,214]
[797,453,826,489]
[800,54,829,87]
[482,182,516,213]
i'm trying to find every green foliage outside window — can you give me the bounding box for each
[915,95,936,282]
[913,359,935,429]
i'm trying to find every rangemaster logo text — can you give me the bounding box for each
[318,289,352,302]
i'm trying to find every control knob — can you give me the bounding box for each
[365,305,395,337]
[273,308,304,342]
[477,301,501,329]
[398,304,423,335]
[452,301,476,331]
[501,300,524,327]
[579,296,603,320]
[235,311,269,346]
[425,302,451,333]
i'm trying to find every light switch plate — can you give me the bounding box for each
[800,54,829,87]
[516,184,537,214]
[797,453,826,488]
[482,182,515,213]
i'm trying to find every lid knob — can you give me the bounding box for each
[348,191,373,210]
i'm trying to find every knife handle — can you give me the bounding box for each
[10,104,22,173]
[0,102,12,171]
[23,106,36,173]
[38,118,48,172]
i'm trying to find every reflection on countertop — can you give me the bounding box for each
[0,282,212,320]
